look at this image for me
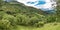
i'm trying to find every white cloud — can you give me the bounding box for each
[16,0,57,11]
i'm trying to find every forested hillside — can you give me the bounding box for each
[0,0,60,30]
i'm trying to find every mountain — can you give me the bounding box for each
[2,1,45,14]
[0,0,59,30]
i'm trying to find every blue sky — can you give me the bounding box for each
[27,1,46,5]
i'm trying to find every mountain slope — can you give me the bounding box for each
[0,0,59,30]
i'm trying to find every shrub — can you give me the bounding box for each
[0,20,12,30]
[2,14,17,26]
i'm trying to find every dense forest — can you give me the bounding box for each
[0,0,60,30]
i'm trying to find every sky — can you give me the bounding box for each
[3,0,57,13]
[16,0,57,11]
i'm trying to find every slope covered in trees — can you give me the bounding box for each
[0,0,60,30]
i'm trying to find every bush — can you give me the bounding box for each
[44,15,56,23]
[33,22,44,27]
[0,20,12,30]
[2,14,17,26]
[16,14,29,26]
[16,13,45,27]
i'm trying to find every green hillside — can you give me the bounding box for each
[0,0,60,30]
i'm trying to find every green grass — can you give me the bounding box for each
[14,23,60,30]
